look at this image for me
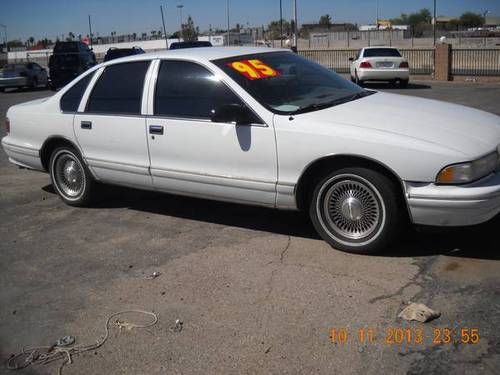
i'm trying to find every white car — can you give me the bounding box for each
[2,47,500,254]
[349,47,410,87]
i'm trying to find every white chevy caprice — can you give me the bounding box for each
[2,47,500,254]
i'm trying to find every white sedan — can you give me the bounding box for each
[350,47,410,87]
[2,47,500,254]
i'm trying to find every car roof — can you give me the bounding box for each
[363,46,399,49]
[101,47,289,65]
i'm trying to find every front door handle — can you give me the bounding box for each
[81,121,92,130]
[149,125,164,135]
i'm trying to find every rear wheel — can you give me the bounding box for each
[49,146,95,206]
[399,79,409,88]
[355,71,363,87]
[309,167,403,254]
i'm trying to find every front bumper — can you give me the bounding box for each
[406,172,500,226]
[357,68,410,81]
[0,77,28,88]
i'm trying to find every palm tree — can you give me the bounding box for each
[151,30,157,39]
[132,32,137,41]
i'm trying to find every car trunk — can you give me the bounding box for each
[366,56,405,69]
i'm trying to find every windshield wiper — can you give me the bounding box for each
[291,90,375,115]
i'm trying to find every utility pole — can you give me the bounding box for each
[292,0,297,48]
[160,5,168,48]
[177,4,184,40]
[279,0,283,47]
[433,0,436,45]
[88,15,93,48]
[0,24,7,52]
[226,0,230,46]
[376,0,379,29]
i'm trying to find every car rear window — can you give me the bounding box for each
[363,48,401,57]
[86,61,150,115]
[60,71,95,112]
[53,42,80,53]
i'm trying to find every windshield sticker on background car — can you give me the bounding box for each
[227,59,281,80]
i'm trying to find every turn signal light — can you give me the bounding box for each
[400,61,409,68]
[5,117,10,134]
[359,61,372,68]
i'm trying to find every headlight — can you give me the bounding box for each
[436,151,499,184]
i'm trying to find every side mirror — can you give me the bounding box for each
[211,104,255,125]
[348,57,354,61]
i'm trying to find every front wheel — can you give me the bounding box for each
[49,147,95,206]
[309,168,403,254]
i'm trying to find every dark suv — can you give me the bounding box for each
[49,41,97,90]
[103,47,145,62]
[169,41,213,50]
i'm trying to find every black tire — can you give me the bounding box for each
[0,87,4,93]
[399,79,409,88]
[309,167,404,254]
[49,146,96,206]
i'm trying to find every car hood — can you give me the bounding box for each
[299,91,500,159]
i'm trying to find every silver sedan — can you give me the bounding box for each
[0,62,49,92]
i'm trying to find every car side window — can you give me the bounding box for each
[86,61,150,115]
[60,71,95,112]
[154,60,244,119]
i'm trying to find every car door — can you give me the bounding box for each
[74,60,153,188]
[145,59,278,207]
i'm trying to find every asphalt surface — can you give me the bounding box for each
[0,81,499,375]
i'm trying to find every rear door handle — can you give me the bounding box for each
[149,125,164,135]
[81,121,92,130]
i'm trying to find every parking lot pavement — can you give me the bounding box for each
[1,82,499,374]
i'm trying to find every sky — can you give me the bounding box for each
[1,0,499,42]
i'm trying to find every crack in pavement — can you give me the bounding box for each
[368,256,437,304]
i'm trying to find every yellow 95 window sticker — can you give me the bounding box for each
[227,59,280,80]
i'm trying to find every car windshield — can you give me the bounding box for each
[2,64,26,71]
[363,48,401,57]
[213,51,371,115]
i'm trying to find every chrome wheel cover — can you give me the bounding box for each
[317,175,385,246]
[53,151,86,200]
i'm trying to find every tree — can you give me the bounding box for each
[132,32,137,40]
[183,16,199,41]
[390,8,432,36]
[319,14,332,26]
[68,32,75,41]
[266,19,291,39]
[459,12,484,28]
[28,36,35,46]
